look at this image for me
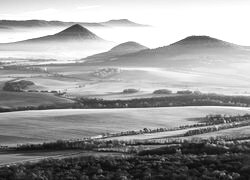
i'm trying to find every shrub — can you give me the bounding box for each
[153,89,172,94]
[122,89,139,94]
[177,90,193,94]
[3,80,34,92]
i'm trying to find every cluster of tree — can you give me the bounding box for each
[0,103,72,113]
[102,124,207,139]
[139,143,226,156]
[139,141,250,156]
[92,68,120,78]
[1,146,250,180]
[2,93,250,113]
[4,136,212,153]
[85,113,250,140]
[10,139,126,152]
[75,94,250,109]
[122,89,140,94]
[211,134,250,143]
[8,131,250,153]
[96,138,250,155]
[184,121,250,136]
[204,114,250,124]
[1,65,48,73]
[176,90,193,94]
[3,138,182,152]
[152,89,203,95]
[153,89,172,94]
[26,90,64,95]
[120,135,250,148]
[3,80,64,95]
[3,80,34,92]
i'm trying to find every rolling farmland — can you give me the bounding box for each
[1,106,250,145]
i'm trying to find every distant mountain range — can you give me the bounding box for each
[83,41,149,64]
[101,19,149,27]
[0,19,148,29]
[82,35,250,67]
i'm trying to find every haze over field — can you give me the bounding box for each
[2,1,250,179]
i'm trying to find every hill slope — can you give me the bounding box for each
[101,19,149,27]
[0,19,148,29]
[110,41,148,52]
[91,35,250,67]
[0,24,113,59]
[83,41,149,63]
[2,24,104,44]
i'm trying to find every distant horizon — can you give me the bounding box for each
[0,0,250,44]
[0,18,142,23]
[1,0,250,46]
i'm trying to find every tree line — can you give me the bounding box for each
[2,93,250,113]
[1,141,250,180]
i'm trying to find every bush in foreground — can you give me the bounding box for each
[0,153,249,180]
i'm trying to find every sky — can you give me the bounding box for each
[1,0,250,46]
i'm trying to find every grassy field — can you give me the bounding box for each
[44,64,250,96]
[0,106,249,145]
[0,91,74,108]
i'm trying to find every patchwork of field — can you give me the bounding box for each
[2,64,250,100]
[0,106,249,145]
[42,64,250,96]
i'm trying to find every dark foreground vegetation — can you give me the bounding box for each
[1,139,250,180]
